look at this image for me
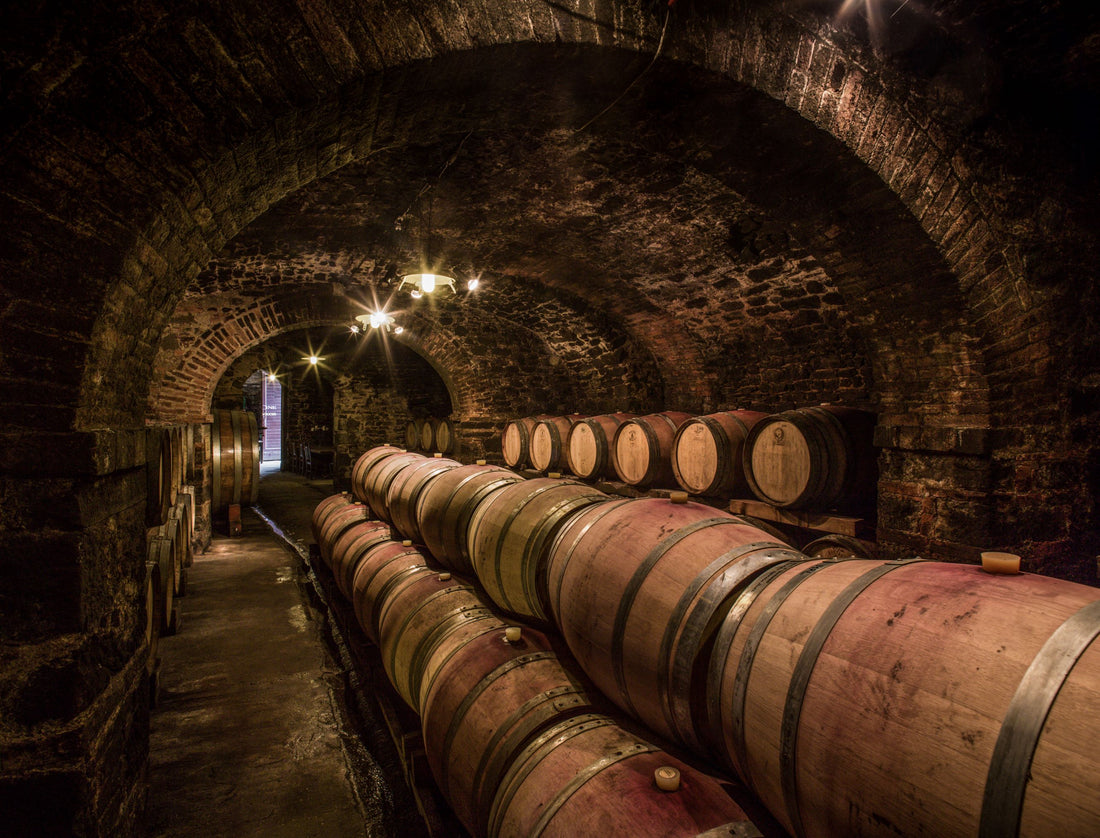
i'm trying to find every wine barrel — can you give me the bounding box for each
[167,499,194,571]
[705,559,1100,838]
[329,520,394,600]
[211,409,260,513]
[612,411,694,488]
[501,416,547,469]
[432,418,456,454]
[145,427,177,526]
[468,477,608,624]
[377,571,496,709]
[143,559,161,675]
[672,410,767,496]
[362,451,423,523]
[350,540,431,643]
[386,456,461,543]
[146,533,178,637]
[317,501,373,569]
[416,464,524,574]
[311,492,355,545]
[529,415,585,473]
[545,496,804,751]
[487,712,758,838]
[420,626,604,836]
[742,405,877,511]
[176,486,196,566]
[405,419,424,450]
[350,445,405,504]
[565,413,633,480]
[802,533,876,559]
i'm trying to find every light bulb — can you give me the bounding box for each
[467,278,480,291]
[410,288,422,299]
[369,311,386,329]
[420,274,436,293]
[309,355,319,365]
[349,324,360,334]
[267,373,277,382]
[394,326,404,335]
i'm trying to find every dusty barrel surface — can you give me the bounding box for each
[329,519,394,600]
[416,464,524,574]
[742,405,877,510]
[528,415,585,473]
[672,410,767,496]
[468,477,608,624]
[487,712,757,838]
[705,558,1100,838]
[612,411,693,488]
[420,625,605,837]
[210,409,260,513]
[565,413,633,480]
[386,456,461,543]
[546,496,804,750]
[350,445,405,505]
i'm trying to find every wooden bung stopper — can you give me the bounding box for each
[438,572,451,581]
[434,452,443,458]
[402,540,413,547]
[504,626,522,643]
[654,766,680,792]
[669,491,689,504]
[548,472,562,479]
[476,459,487,465]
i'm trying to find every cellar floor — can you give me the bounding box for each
[144,470,441,838]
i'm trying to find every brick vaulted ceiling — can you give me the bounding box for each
[2,1,1097,434]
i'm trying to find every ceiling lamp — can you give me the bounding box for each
[355,311,402,334]
[301,354,324,365]
[398,272,457,296]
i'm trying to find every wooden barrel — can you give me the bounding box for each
[386,456,461,543]
[742,405,877,511]
[487,712,757,838]
[405,419,423,450]
[419,626,604,836]
[363,451,423,523]
[210,409,260,513]
[433,418,455,454]
[329,519,394,600]
[167,499,194,571]
[146,533,178,637]
[612,411,693,488]
[350,445,405,504]
[145,427,176,526]
[317,501,374,569]
[350,540,431,643]
[705,559,1100,838]
[468,478,608,624]
[529,415,585,473]
[176,486,196,566]
[377,571,496,709]
[311,492,355,545]
[143,559,161,675]
[565,413,633,480]
[672,410,767,496]
[501,416,547,469]
[545,496,804,751]
[151,516,188,598]
[802,533,876,559]
[416,464,524,574]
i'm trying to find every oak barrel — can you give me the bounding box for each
[612,411,693,488]
[705,559,1100,838]
[362,451,423,523]
[488,712,757,838]
[546,496,803,750]
[802,533,876,559]
[529,415,585,473]
[420,626,604,836]
[317,501,373,569]
[468,477,608,623]
[385,455,460,543]
[416,464,524,574]
[405,419,423,450]
[565,412,633,480]
[145,427,178,526]
[350,445,405,504]
[350,540,430,643]
[742,405,877,510]
[672,410,767,496]
[210,409,260,513]
[432,418,456,454]
[311,492,355,544]
[146,533,177,637]
[501,416,547,469]
[329,519,394,600]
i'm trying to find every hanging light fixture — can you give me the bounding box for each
[355,310,402,334]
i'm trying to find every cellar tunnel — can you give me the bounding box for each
[1,0,1098,835]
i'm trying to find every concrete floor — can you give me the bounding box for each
[145,468,452,837]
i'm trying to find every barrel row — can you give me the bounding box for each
[311,489,760,838]
[404,417,456,454]
[146,424,195,527]
[501,406,878,512]
[338,445,1100,838]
